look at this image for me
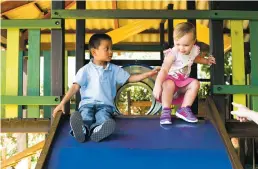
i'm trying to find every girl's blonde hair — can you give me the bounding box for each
[173,22,196,41]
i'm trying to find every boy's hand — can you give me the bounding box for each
[148,66,161,77]
[207,56,216,66]
[153,84,162,100]
[231,102,252,122]
[53,104,65,118]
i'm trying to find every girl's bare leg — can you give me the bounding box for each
[161,80,176,108]
[160,80,176,124]
[175,80,200,123]
[181,80,200,107]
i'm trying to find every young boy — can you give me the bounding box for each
[53,34,159,142]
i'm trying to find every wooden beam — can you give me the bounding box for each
[131,101,152,107]
[1,118,50,133]
[33,2,44,13]
[1,15,9,19]
[15,1,75,45]
[0,34,7,44]
[112,0,119,29]
[35,111,63,169]
[65,1,75,9]
[226,121,258,137]
[1,141,45,168]
[205,97,244,169]
[1,1,37,15]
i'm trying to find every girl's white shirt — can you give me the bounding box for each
[163,45,200,79]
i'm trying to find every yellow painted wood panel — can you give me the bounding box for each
[107,19,162,44]
[5,29,20,118]
[1,51,6,117]
[230,20,246,109]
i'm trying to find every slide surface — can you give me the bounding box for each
[43,117,233,169]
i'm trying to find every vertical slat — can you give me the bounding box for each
[51,1,65,117]
[27,29,41,118]
[159,22,165,61]
[5,29,19,118]
[231,20,246,109]
[76,1,86,111]
[167,4,173,48]
[18,51,24,118]
[43,51,51,118]
[250,21,258,111]
[1,51,6,118]
[187,0,198,114]
[209,1,226,123]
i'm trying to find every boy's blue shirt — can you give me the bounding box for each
[74,59,130,109]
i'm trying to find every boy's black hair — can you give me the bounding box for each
[88,33,112,51]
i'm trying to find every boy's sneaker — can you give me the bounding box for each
[160,112,172,125]
[176,106,198,123]
[90,119,116,142]
[70,111,86,143]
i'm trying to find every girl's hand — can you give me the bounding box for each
[207,56,216,65]
[153,84,162,100]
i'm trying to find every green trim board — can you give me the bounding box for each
[1,96,61,105]
[27,29,41,118]
[213,85,258,95]
[1,19,62,29]
[52,10,258,20]
[18,51,24,118]
[250,21,258,111]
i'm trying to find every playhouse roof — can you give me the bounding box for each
[0,0,252,50]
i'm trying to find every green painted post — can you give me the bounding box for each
[43,51,52,118]
[27,29,41,118]
[250,21,258,111]
[18,51,24,118]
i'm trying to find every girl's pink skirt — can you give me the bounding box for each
[158,75,195,105]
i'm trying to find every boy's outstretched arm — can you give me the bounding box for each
[128,67,160,83]
[53,83,80,117]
